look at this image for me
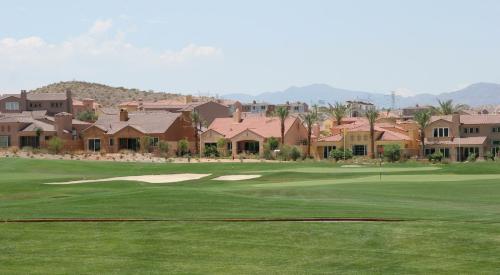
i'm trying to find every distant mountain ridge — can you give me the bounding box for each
[224,82,500,108]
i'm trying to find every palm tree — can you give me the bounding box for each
[365,109,379,159]
[329,102,348,126]
[190,111,203,155]
[432,99,467,115]
[275,106,289,145]
[414,110,432,158]
[302,109,318,158]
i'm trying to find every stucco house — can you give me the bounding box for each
[0,111,90,151]
[81,109,196,154]
[200,110,308,157]
[424,114,500,161]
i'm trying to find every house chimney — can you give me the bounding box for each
[82,98,94,110]
[184,95,193,104]
[66,89,73,114]
[120,109,129,121]
[312,123,321,138]
[138,98,144,111]
[233,108,242,123]
[54,112,73,137]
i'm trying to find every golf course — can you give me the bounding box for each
[1,158,499,274]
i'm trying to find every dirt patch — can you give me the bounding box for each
[45,174,211,185]
[212,175,262,181]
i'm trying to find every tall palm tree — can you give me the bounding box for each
[365,109,379,159]
[329,102,348,126]
[432,99,467,115]
[190,110,203,155]
[302,109,318,158]
[414,110,432,158]
[275,106,289,145]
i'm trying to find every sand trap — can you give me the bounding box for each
[341,165,363,168]
[45,174,211,185]
[212,175,262,181]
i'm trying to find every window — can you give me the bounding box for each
[88,138,101,152]
[5,102,19,110]
[433,127,449,137]
[425,148,436,156]
[294,106,299,111]
[464,128,468,134]
[227,142,232,151]
[149,137,159,147]
[493,127,500,133]
[0,136,9,147]
[439,148,450,158]
[261,106,266,110]
[109,138,114,146]
[352,145,367,156]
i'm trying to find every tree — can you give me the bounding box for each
[275,106,289,145]
[414,110,432,157]
[158,140,170,157]
[47,137,64,154]
[177,138,189,157]
[329,102,348,126]
[216,138,228,157]
[383,144,401,162]
[432,99,467,115]
[190,111,204,156]
[365,109,379,159]
[76,110,98,122]
[301,109,318,158]
[35,127,43,148]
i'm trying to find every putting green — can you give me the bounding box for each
[254,166,442,174]
[254,173,500,188]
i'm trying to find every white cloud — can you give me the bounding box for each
[0,19,222,68]
[89,19,113,35]
[393,87,416,97]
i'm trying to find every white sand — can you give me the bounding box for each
[45,174,211,185]
[212,175,262,181]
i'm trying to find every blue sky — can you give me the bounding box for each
[1,0,499,96]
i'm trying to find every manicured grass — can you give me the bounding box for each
[1,158,500,274]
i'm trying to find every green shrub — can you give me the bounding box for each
[429,151,443,162]
[329,148,353,161]
[484,152,495,161]
[158,141,170,157]
[177,138,190,156]
[216,138,228,157]
[47,137,64,154]
[76,110,98,122]
[467,153,477,162]
[204,144,219,158]
[277,145,291,161]
[267,137,279,151]
[139,136,152,153]
[383,144,401,162]
[290,146,301,161]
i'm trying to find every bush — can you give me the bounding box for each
[204,144,219,158]
[267,137,279,151]
[216,138,228,157]
[467,153,477,162]
[290,146,301,161]
[329,148,353,161]
[76,110,98,122]
[139,136,152,153]
[177,138,189,156]
[277,145,291,161]
[158,141,170,157]
[47,137,64,154]
[484,152,495,161]
[429,151,443,162]
[383,144,401,162]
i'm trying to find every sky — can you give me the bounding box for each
[1,0,499,96]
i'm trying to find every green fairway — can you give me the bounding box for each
[1,158,500,274]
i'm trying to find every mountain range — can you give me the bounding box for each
[224,82,500,108]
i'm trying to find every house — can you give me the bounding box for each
[72,98,100,116]
[200,109,308,157]
[118,96,230,125]
[346,100,375,117]
[0,90,74,115]
[314,117,420,159]
[240,101,276,115]
[81,109,196,154]
[276,101,309,114]
[0,111,90,151]
[401,105,433,120]
[424,114,500,161]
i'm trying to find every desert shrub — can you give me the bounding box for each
[329,148,353,161]
[204,144,219,158]
[383,144,401,162]
[158,141,170,157]
[177,138,190,156]
[429,151,443,162]
[467,153,477,162]
[216,138,228,157]
[277,145,291,161]
[290,146,301,161]
[139,136,152,153]
[267,137,279,151]
[47,137,64,154]
[484,151,495,161]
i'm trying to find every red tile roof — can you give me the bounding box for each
[425,136,488,145]
[208,116,299,139]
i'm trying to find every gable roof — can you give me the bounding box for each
[27,93,67,101]
[208,116,300,139]
[88,111,181,135]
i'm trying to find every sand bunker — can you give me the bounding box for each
[212,175,262,181]
[45,174,211,185]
